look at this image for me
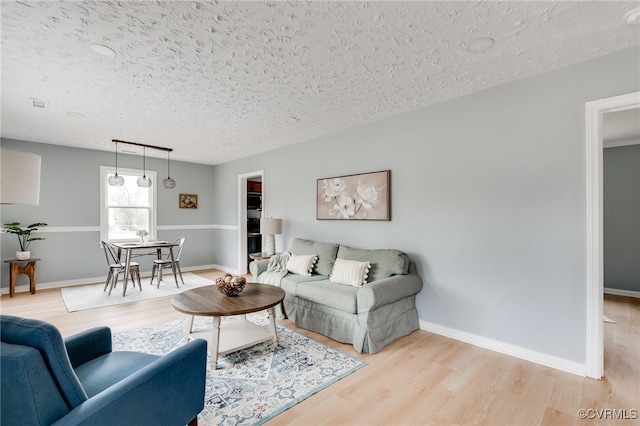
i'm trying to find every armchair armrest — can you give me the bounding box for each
[249,259,270,278]
[53,339,207,426]
[357,268,423,312]
[64,327,112,368]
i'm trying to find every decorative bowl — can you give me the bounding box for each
[215,274,247,296]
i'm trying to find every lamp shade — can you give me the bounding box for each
[260,218,282,235]
[0,148,41,205]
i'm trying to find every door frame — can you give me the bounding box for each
[585,91,639,379]
[237,170,264,275]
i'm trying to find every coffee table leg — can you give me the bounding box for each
[185,315,194,343]
[267,307,278,349]
[210,316,221,369]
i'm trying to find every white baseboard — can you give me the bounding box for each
[211,264,242,276]
[604,287,640,298]
[419,320,585,377]
[0,264,222,295]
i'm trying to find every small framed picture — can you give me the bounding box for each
[179,194,198,209]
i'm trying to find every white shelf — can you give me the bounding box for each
[190,318,275,356]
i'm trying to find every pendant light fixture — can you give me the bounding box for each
[111,139,174,189]
[108,141,125,186]
[163,151,176,189]
[136,146,152,188]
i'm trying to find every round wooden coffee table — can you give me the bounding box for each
[171,283,285,369]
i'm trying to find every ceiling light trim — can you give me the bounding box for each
[90,43,116,56]
[468,37,495,52]
[625,8,640,26]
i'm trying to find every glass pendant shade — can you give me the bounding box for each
[108,141,125,186]
[137,147,152,188]
[137,176,152,187]
[108,174,125,186]
[162,151,176,189]
[163,177,176,189]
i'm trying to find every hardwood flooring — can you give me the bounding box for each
[1,270,638,425]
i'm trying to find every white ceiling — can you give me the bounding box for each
[2,1,639,165]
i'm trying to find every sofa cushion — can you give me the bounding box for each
[280,273,328,296]
[295,279,360,314]
[289,238,339,276]
[337,246,409,282]
[330,258,371,287]
[286,254,318,277]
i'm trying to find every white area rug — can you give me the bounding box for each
[61,272,214,312]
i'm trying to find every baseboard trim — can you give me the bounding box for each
[211,264,242,276]
[419,320,585,377]
[604,287,640,298]
[0,264,222,295]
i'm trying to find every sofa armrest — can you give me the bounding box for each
[249,259,270,278]
[357,270,423,312]
[52,339,207,426]
[64,327,112,368]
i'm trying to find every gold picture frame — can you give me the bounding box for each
[179,193,198,209]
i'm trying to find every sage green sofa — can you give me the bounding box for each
[250,238,423,354]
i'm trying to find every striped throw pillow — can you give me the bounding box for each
[286,254,318,276]
[330,258,371,287]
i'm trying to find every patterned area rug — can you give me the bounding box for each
[113,315,366,425]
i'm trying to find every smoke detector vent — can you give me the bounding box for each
[31,99,48,108]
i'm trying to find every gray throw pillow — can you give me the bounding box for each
[288,238,339,276]
[336,245,409,282]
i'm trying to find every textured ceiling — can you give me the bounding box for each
[1,1,639,165]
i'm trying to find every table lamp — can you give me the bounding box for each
[260,218,282,256]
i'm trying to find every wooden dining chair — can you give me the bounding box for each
[150,237,186,288]
[101,241,142,296]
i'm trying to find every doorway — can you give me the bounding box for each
[238,170,264,275]
[585,92,640,379]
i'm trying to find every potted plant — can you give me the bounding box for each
[2,222,48,260]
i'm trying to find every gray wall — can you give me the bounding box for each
[2,47,638,366]
[604,143,640,293]
[0,139,220,287]
[209,48,639,364]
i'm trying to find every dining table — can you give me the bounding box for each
[113,240,179,296]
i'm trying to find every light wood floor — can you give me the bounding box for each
[1,269,638,425]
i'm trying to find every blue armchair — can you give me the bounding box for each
[0,315,207,426]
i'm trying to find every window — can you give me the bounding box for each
[100,166,157,241]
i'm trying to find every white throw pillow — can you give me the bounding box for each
[330,258,371,287]
[286,254,318,276]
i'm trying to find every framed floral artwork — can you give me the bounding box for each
[179,193,198,209]
[317,170,390,220]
